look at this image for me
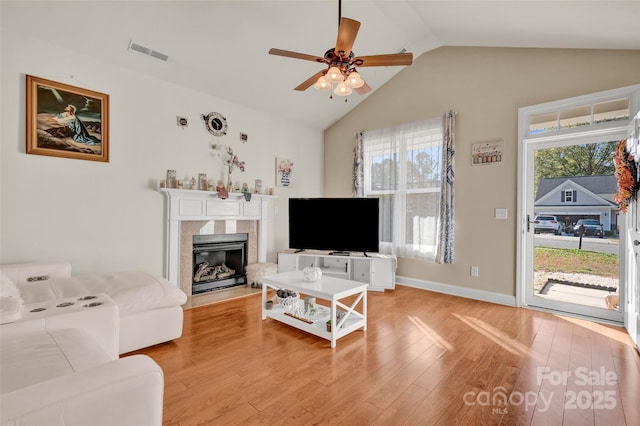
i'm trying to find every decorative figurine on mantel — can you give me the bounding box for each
[216,180,228,199]
[241,182,251,201]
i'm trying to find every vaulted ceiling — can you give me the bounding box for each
[10,1,640,130]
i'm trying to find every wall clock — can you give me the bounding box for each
[202,112,228,137]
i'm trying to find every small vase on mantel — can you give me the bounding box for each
[226,173,233,192]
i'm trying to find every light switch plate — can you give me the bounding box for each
[495,208,508,219]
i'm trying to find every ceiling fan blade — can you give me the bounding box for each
[355,81,371,95]
[335,17,360,57]
[294,70,326,91]
[352,53,413,67]
[269,48,325,63]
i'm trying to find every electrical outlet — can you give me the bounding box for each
[471,266,479,277]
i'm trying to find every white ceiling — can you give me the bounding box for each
[12,0,640,130]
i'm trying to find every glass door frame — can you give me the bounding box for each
[624,111,640,349]
[517,85,640,325]
[522,134,625,323]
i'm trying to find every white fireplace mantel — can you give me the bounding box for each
[160,188,272,286]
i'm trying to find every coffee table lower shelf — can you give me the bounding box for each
[264,305,366,347]
[261,271,368,348]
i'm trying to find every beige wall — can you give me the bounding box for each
[324,46,640,296]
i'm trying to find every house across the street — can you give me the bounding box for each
[535,175,619,234]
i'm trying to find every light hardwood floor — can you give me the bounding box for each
[130,285,640,425]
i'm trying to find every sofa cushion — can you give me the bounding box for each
[1,273,23,324]
[1,273,19,298]
[1,354,164,426]
[18,271,187,315]
[0,262,72,285]
[0,296,23,325]
[0,328,112,394]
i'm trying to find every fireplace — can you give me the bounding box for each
[160,189,270,307]
[192,233,248,294]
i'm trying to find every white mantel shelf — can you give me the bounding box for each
[159,188,275,286]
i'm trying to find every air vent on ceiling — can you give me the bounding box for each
[128,40,168,62]
[150,50,169,61]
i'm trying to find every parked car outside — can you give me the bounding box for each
[534,215,562,235]
[572,219,604,238]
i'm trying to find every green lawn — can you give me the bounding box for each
[534,247,619,278]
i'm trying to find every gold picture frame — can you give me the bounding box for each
[26,75,109,162]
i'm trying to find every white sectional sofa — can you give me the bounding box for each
[1,329,164,426]
[0,269,167,426]
[1,262,187,354]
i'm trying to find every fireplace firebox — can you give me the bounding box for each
[192,233,248,294]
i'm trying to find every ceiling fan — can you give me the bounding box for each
[268,0,413,99]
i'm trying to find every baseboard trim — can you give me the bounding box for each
[396,276,516,307]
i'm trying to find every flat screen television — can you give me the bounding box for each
[288,197,379,255]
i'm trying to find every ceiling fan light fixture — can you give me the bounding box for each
[313,76,332,91]
[326,66,344,84]
[334,82,352,96]
[268,0,413,98]
[345,71,364,88]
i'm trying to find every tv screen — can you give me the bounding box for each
[288,198,379,254]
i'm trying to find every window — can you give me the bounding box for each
[528,98,630,135]
[362,116,443,259]
[562,190,577,203]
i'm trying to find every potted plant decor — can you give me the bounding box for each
[326,320,332,332]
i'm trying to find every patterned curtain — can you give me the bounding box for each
[436,110,456,264]
[352,131,364,197]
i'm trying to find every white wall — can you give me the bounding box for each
[0,13,323,275]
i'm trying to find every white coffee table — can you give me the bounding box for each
[261,271,367,348]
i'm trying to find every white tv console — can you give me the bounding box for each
[277,250,397,292]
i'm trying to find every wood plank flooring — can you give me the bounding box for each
[129,285,640,425]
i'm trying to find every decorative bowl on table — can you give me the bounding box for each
[276,289,299,311]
